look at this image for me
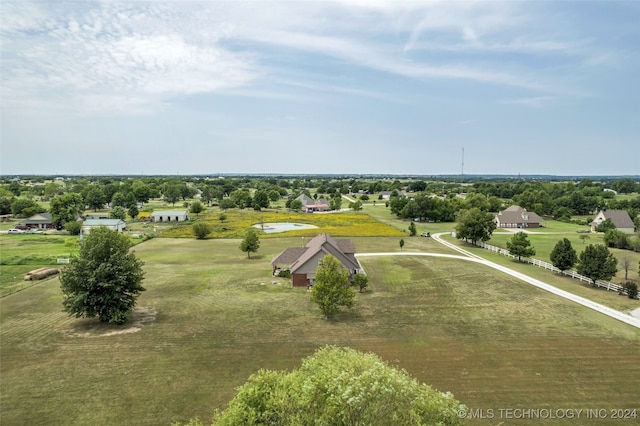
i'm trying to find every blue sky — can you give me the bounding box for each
[1,1,639,176]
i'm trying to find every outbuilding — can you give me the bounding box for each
[150,210,190,223]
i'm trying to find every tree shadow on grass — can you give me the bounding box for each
[65,307,156,338]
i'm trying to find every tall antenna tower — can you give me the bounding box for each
[461,147,465,181]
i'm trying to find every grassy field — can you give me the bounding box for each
[487,231,640,285]
[0,234,80,297]
[1,236,639,426]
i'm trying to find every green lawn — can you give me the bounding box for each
[487,231,640,285]
[1,237,639,425]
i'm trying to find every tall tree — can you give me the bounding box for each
[455,208,496,245]
[127,204,139,221]
[189,200,205,217]
[60,227,145,324]
[506,231,536,262]
[50,193,83,226]
[10,198,42,218]
[164,185,182,206]
[209,346,464,426]
[550,238,578,272]
[252,189,270,211]
[110,206,126,220]
[310,255,356,319]
[239,228,260,258]
[577,244,618,286]
[85,187,106,211]
[408,221,417,236]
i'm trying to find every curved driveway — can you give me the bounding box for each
[356,233,640,329]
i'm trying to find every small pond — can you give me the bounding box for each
[252,222,319,234]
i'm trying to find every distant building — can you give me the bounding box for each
[494,205,544,229]
[591,209,635,234]
[82,219,126,234]
[150,210,189,223]
[296,194,330,213]
[21,213,54,229]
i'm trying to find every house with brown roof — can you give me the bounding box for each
[271,233,362,287]
[494,205,544,229]
[591,209,635,234]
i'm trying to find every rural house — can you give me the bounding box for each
[296,194,330,213]
[271,233,362,287]
[591,209,635,234]
[494,205,544,229]
[21,212,54,229]
[150,210,189,223]
[81,219,126,234]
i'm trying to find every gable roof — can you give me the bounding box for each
[290,234,359,273]
[271,234,358,274]
[23,212,52,223]
[495,205,543,225]
[83,219,125,226]
[150,210,188,217]
[598,209,634,229]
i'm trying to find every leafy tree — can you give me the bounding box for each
[11,198,42,218]
[192,222,213,240]
[408,221,417,236]
[189,200,205,217]
[85,187,106,211]
[230,189,252,209]
[0,196,12,215]
[310,255,356,319]
[110,191,127,208]
[349,200,363,212]
[110,206,126,220]
[578,234,590,244]
[399,238,405,250]
[353,273,369,292]
[455,208,496,245]
[219,198,236,210]
[329,192,342,211]
[210,346,464,426]
[239,228,260,258]
[132,181,151,204]
[550,238,578,272]
[620,257,632,281]
[64,220,81,236]
[253,189,270,211]
[603,229,628,249]
[506,231,536,262]
[8,181,21,196]
[60,227,145,324]
[164,185,182,206]
[218,213,227,223]
[201,186,215,206]
[595,218,616,233]
[288,199,303,211]
[268,189,281,202]
[50,193,83,226]
[577,244,618,286]
[128,204,139,221]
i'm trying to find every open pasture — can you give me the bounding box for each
[1,237,639,425]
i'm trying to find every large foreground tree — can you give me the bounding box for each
[208,346,465,426]
[576,244,618,286]
[60,227,145,324]
[310,255,356,319]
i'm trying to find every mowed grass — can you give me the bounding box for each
[0,234,80,297]
[487,231,640,285]
[1,237,639,426]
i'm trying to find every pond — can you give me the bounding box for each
[252,222,319,234]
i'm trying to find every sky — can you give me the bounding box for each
[1,1,639,177]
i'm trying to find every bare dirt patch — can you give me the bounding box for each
[66,307,156,338]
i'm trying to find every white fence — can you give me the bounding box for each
[474,241,627,294]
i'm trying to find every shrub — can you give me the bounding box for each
[192,223,213,240]
[623,282,638,299]
[65,221,81,236]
